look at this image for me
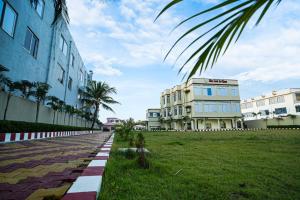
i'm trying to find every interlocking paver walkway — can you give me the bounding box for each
[0,132,110,200]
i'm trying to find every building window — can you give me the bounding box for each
[269,96,285,104]
[162,96,165,105]
[167,95,170,103]
[194,102,202,113]
[31,0,44,17]
[79,69,83,82]
[220,121,226,129]
[256,99,265,107]
[70,54,75,67]
[218,87,227,96]
[277,96,285,103]
[178,91,181,101]
[242,102,253,109]
[296,105,300,113]
[152,112,159,117]
[232,103,240,113]
[221,103,230,112]
[295,93,300,102]
[59,35,68,56]
[167,107,171,116]
[0,2,17,37]
[174,107,177,115]
[193,86,202,96]
[68,77,72,90]
[274,107,287,115]
[260,110,269,116]
[24,28,39,58]
[204,104,218,113]
[173,93,176,102]
[231,87,239,96]
[178,106,182,115]
[205,88,213,96]
[0,1,3,17]
[58,64,65,84]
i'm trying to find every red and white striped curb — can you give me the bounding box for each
[0,131,93,143]
[62,133,115,200]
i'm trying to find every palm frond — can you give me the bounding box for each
[156,0,282,80]
[101,103,115,113]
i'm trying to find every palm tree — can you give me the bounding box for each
[252,112,257,119]
[3,80,17,120]
[14,80,35,99]
[32,82,51,123]
[81,81,120,130]
[156,0,282,79]
[56,100,65,124]
[0,65,10,93]
[63,104,73,125]
[47,96,60,124]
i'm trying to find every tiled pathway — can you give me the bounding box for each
[0,132,110,200]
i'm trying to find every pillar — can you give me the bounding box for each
[231,119,235,129]
[191,120,194,130]
[218,119,220,129]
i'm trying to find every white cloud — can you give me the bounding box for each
[84,53,122,77]
[66,0,300,120]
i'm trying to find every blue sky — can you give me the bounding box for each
[66,0,300,121]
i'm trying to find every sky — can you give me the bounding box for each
[66,0,300,122]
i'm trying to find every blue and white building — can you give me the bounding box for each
[0,0,92,108]
[159,78,242,130]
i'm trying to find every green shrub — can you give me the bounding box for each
[135,132,149,169]
[124,149,136,160]
[0,120,97,133]
[43,195,60,200]
[267,125,300,129]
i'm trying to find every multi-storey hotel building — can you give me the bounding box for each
[0,0,92,108]
[241,88,300,121]
[160,78,242,130]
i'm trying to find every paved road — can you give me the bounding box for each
[0,132,111,200]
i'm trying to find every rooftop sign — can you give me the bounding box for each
[208,79,228,84]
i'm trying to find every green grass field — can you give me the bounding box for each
[99,130,300,200]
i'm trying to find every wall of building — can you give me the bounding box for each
[0,92,92,127]
[241,89,300,121]
[244,116,300,129]
[47,17,89,107]
[0,0,55,84]
[0,0,91,109]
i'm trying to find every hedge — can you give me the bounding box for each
[267,125,300,129]
[0,120,98,133]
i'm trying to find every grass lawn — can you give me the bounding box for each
[99,130,300,200]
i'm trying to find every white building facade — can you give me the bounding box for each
[241,88,300,121]
[160,78,242,130]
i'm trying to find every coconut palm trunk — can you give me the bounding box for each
[35,101,40,123]
[3,92,12,120]
[91,104,99,130]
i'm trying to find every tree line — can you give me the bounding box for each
[0,65,119,129]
